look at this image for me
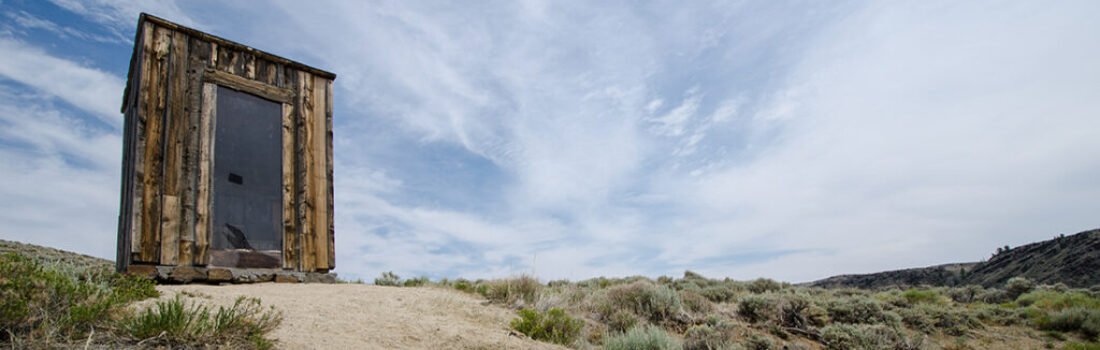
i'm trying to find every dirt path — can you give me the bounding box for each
[155,284,568,350]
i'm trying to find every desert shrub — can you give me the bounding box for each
[748,278,783,294]
[511,308,584,345]
[1037,307,1100,339]
[911,304,980,335]
[453,278,471,292]
[821,323,917,350]
[946,285,984,304]
[977,288,1010,304]
[1006,277,1036,300]
[483,275,542,307]
[738,295,778,324]
[779,294,812,330]
[826,295,899,326]
[700,285,738,303]
[605,281,682,323]
[0,252,159,344]
[605,310,639,333]
[603,325,681,350]
[402,275,430,287]
[973,304,1028,326]
[683,324,733,350]
[681,290,714,314]
[374,271,401,286]
[898,308,935,333]
[120,296,283,349]
[743,333,774,350]
[1064,342,1100,350]
[1017,290,1100,311]
[901,289,945,306]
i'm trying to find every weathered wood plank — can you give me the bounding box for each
[196,83,217,266]
[130,21,154,258]
[216,46,236,74]
[139,25,172,263]
[297,71,317,272]
[325,79,335,270]
[159,195,180,265]
[202,68,293,104]
[244,52,256,80]
[189,36,214,69]
[159,29,188,266]
[312,75,329,270]
[281,101,298,270]
[178,33,202,266]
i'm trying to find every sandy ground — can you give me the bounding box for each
[154,283,569,350]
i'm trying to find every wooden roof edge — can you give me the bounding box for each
[123,13,337,113]
[140,13,337,79]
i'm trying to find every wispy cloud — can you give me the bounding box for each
[0,37,123,126]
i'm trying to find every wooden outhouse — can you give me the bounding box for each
[116,14,335,282]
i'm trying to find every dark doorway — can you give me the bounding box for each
[209,86,282,268]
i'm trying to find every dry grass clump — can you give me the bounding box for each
[119,296,283,349]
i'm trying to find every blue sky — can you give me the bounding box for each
[2,1,1099,283]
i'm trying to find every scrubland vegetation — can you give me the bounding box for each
[0,252,282,349]
[378,271,1100,350]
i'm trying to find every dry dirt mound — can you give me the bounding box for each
[155,284,568,350]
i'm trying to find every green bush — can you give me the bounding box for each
[821,323,915,350]
[974,304,1028,326]
[119,295,282,349]
[1065,342,1100,350]
[826,296,899,326]
[748,278,783,294]
[683,324,733,350]
[605,310,639,333]
[680,290,714,314]
[743,333,775,350]
[603,325,681,350]
[946,285,984,304]
[605,281,682,323]
[1006,277,1036,300]
[700,285,738,303]
[901,289,944,305]
[374,271,401,286]
[779,294,813,329]
[511,308,584,345]
[912,304,980,335]
[1017,290,1100,311]
[1038,307,1100,339]
[0,252,158,344]
[738,295,778,324]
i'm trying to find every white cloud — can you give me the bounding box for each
[0,87,120,260]
[671,1,1100,281]
[0,37,124,126]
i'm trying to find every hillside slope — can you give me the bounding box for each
[0,238,111,269]
[807,228,1100,289]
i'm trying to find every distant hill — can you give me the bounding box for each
[0,238,111,269]
[807,228,1100,289]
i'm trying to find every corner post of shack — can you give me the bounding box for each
[116,13,336,284]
